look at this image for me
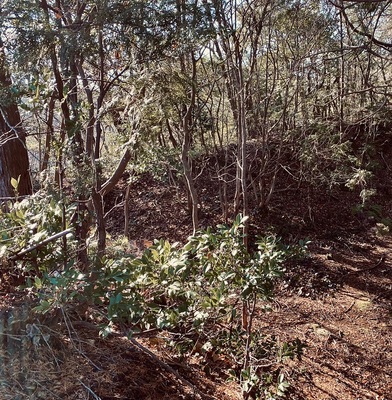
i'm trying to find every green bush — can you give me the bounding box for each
[79,215,304,397]
[23,214,304,398]
[0,191,77,278]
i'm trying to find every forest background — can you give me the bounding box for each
[0,0,391,399]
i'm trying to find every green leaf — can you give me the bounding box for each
[34,277,42,289]
[33,300,52,314]
[240,215,249,225]
[241,285,253,298]
[11,176,20,190]
[99,325,112,338]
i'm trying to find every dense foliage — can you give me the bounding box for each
[0,0,391,398]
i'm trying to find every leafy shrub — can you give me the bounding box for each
[78,215,304,397]
[0,190,77,279]
[23,214,304,398]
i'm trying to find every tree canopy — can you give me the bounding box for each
[0,1,391,398]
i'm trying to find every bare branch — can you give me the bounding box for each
[9,228,73,261]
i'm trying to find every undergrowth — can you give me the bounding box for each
[1,198,307,399]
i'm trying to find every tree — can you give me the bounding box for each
[0,38,31,198]
[0,0,390,263]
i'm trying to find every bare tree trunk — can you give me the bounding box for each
[40,92,56,173]
[181,53,199,235]
[182,131,199,234]
[100,148,132,196]
[76,54,107,263]
[339,10,345,135]
[239,92,249,248]
[124,183,131,237]
[213,0,250,241]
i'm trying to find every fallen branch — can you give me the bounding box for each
[78,379,102,400]
[347,255,385,275]
[71,320,158,337]
[9,228,73,261]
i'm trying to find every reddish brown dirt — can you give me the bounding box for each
[103,170,392,400]
[0,168,391,399]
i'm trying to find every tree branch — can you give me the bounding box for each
[99,148,132,196]
[9,228,73,260]
[329,0,392,50]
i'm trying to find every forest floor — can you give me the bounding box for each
[0,168,391,399]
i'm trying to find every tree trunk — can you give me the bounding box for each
[182,129,199,235]
[40,93,56,173]
[0,42,32,198]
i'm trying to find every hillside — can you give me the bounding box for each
[1,157,391,399]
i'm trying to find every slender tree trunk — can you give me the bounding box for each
[182,129,199,234]
[339,10,345,135]
[181,53,199,234]
[124,183,131,237]
[76,56,106,262]
[40,93,56,173]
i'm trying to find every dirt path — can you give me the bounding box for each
[272,236,392,399]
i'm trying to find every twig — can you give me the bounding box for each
[61,308,83,352]
[62,311,102,371]
[71,320,158,337]
[347,255,385,275]
[103,199,125,219]
[380,151,392,172]
[78,379,102,400]
[32,323,61,368]
[0,195,30,200]
[343,300,355,313]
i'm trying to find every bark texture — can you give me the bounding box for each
[0,44,32,198]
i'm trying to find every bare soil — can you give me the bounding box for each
[0,167,391,400]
